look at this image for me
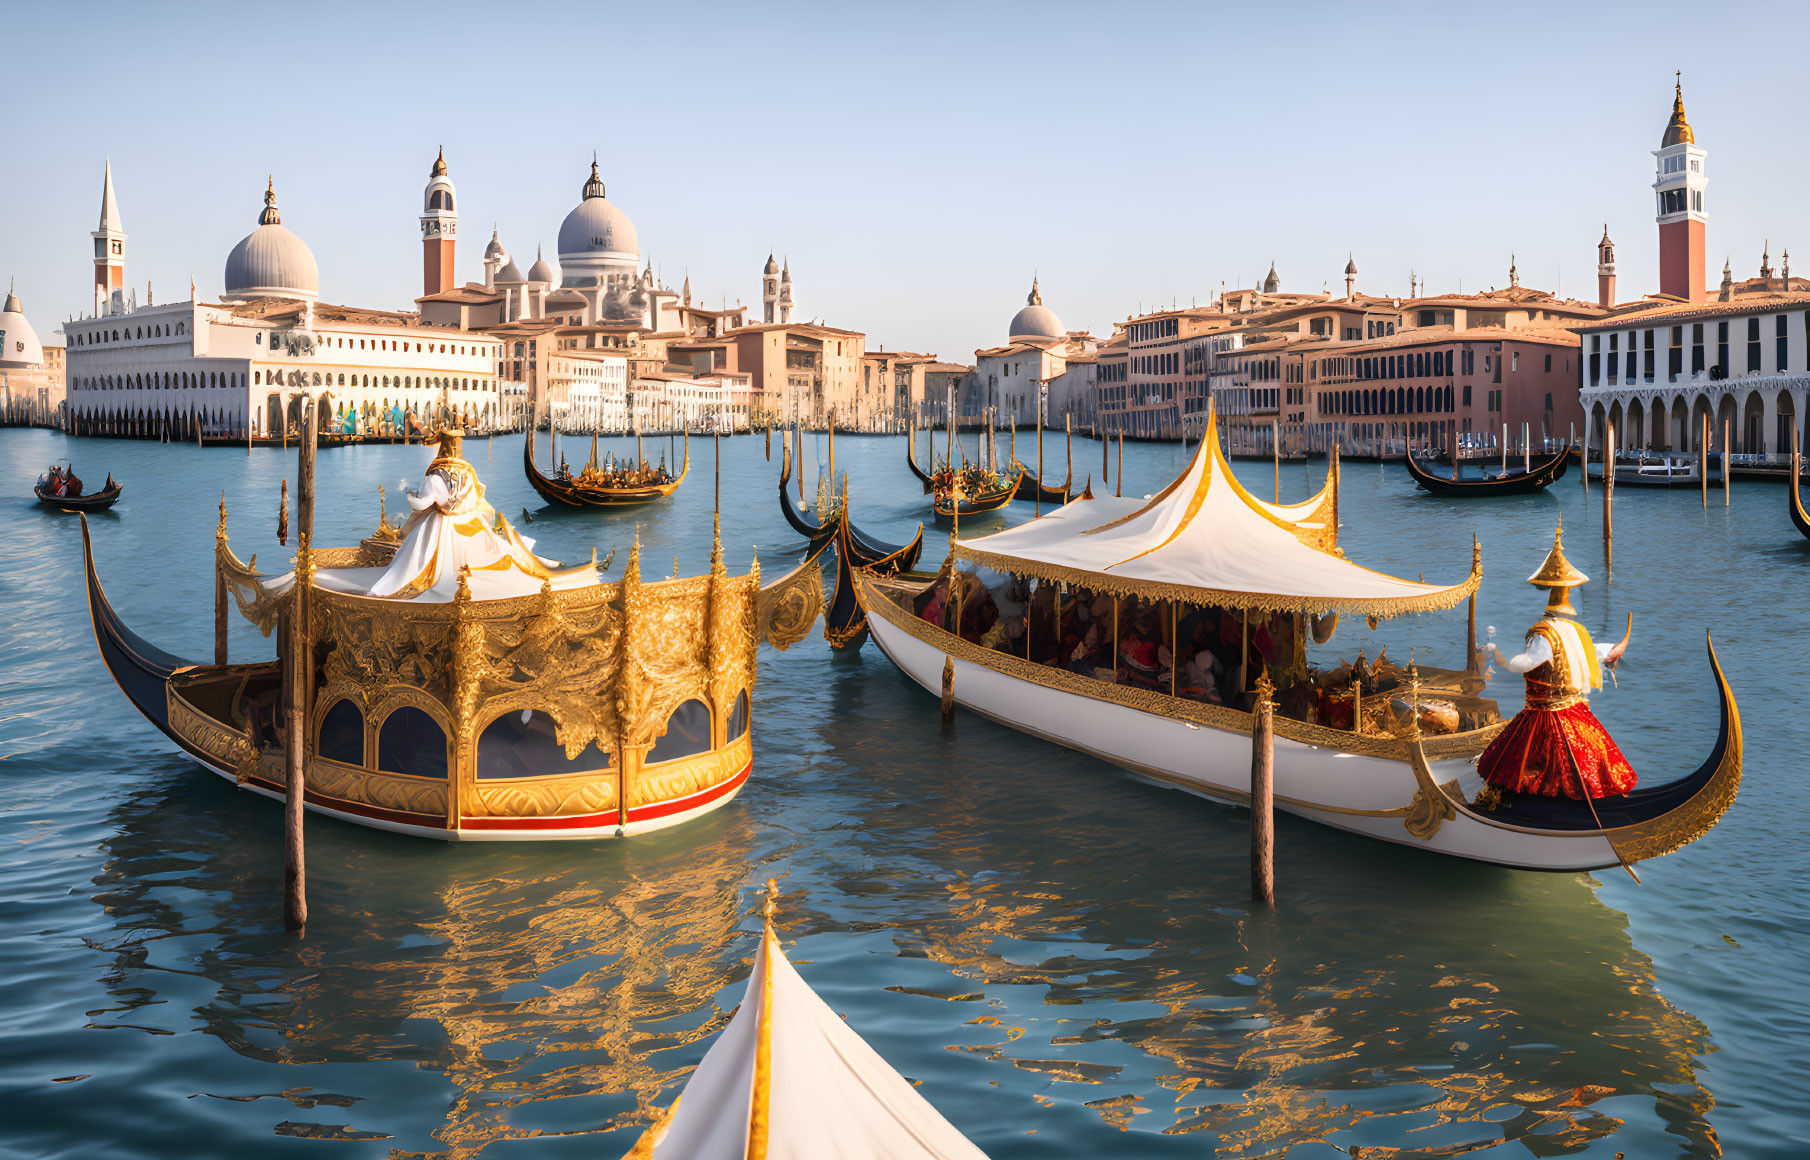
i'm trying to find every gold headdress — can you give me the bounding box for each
[1526,520,1588,617]
[429,426,466,464]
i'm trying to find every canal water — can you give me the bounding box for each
[1,428,1804,1158]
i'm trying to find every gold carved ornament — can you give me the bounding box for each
[754,541,827,651]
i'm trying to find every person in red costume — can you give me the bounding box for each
[1477,522,1633,799]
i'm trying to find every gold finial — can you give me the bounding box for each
[1254,669,1275,703]
[1526,520,1589,616]
[1663,73,1694,146]
[431,146,447,178]
[217,490,228,540]
[455,565,472,608]
[762,878,779,921]
[672,555,680,579]
[711,513,726,575]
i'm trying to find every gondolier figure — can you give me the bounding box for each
[1478,522,1634,799]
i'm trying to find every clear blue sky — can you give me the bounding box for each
[3,1,1806,363]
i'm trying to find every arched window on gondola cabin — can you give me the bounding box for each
[377,706,448,778]
[475,709,612,778]
[727,691,750,742]
[647,699,712,764]
[319,699,366,765]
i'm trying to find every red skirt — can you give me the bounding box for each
[1476,701,1637,799]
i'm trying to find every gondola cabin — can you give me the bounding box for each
[82,432,821,840]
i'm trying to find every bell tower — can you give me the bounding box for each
[1654,75,1707,302]
[421,147,458,297]
[762,253,779,324]
[92,160,125,308]
[1596,226,1616,307]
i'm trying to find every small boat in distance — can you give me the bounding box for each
[35,464,122,511]
[524,427,687,508]
[1406,445,1569,496]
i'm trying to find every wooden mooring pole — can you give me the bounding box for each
[284,400,316,932]
[1251,673,1276,907]
[1701,413,1709,509]
[1723,417,1732,506]
[214,493,229,666]
[1603,429,1615,574]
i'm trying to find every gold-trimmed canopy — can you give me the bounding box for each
[954,404,1478,618]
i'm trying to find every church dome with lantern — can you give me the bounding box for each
[224,179,319,301]
[0,282,44,368]
[556,161,639,289]
[1008,277,1064,341]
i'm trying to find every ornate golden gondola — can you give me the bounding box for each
[84,435,821,841]
[525,429,687,508]
[932,469,1020,523]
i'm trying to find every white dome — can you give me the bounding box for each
[224,182,318,301]
[1009,304,1065,341]
[497,259,525,283]
[527,250,558,285]
[1008,277,1063,341]
[557,162,639,267]
[0,284,44,368]
[484,229,506,260]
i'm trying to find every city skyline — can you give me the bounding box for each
[3,1,1808,360]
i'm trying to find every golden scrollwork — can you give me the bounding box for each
[755,546,825,651]
[471,771,616,819]
[167,683,256,774]
[308,759,449,820]
[632,733,751,809]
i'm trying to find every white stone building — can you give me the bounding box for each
[63,172,503,439]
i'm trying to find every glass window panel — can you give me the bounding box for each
[647,699,712,764]
[476,709,611,779]
[377,707,448,779]
[318,699,364,766]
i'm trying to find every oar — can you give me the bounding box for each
[1558,730,1640,883]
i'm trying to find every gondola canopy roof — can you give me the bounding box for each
[956,405,1478,617]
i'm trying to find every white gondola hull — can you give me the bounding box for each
[866,605,1628,871]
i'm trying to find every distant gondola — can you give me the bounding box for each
[35,472,122,511]
[524,430,686,508]
[1406,445,1568,496]
[1792,451,1810,542]
[777,440,924,571]
[906,424,936,492]
[1010,460,1069,505]
[932,471,1020,523]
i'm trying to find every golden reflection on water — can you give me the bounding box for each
[892,865,1718,1155]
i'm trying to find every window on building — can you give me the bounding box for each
[1717,321,1729,374]
[1692,323,1705,375]
[1778,313,1789,372]
[1643,330,1655,381]
[1748,316,1762,373]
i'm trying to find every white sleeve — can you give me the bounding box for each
[406,472,452,511]
[1499,633,1552,673]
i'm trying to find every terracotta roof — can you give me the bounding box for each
[1572,289,1810,332]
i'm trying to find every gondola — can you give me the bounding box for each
[523,429,686,508]
[906,423,936,492]
[35,472,122,511]
[1009,460,1070,505]
[1792,450,1810,541]
[1406,444,1568,496]
[1007,416,1073,505]
[932,470,1020,523]
[824,509,871,651]
[778,443,924,570]
[79,432,829,841]
[852,403,1741,870]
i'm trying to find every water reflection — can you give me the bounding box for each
[89,764,759,1155]
[796,672,1718,1154]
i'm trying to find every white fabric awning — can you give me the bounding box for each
[956,406,1477,617]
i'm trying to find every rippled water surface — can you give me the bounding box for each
[2,428,1806,1158]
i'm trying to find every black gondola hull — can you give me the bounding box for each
[1406,447,1569,496]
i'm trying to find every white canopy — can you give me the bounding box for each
[624,890,988,1160]
[957,406,1477,617]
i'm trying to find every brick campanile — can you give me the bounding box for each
[421,148,458,297]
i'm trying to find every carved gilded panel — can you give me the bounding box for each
[630,733,751,809]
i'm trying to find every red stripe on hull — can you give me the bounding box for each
[458,761,751,831]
